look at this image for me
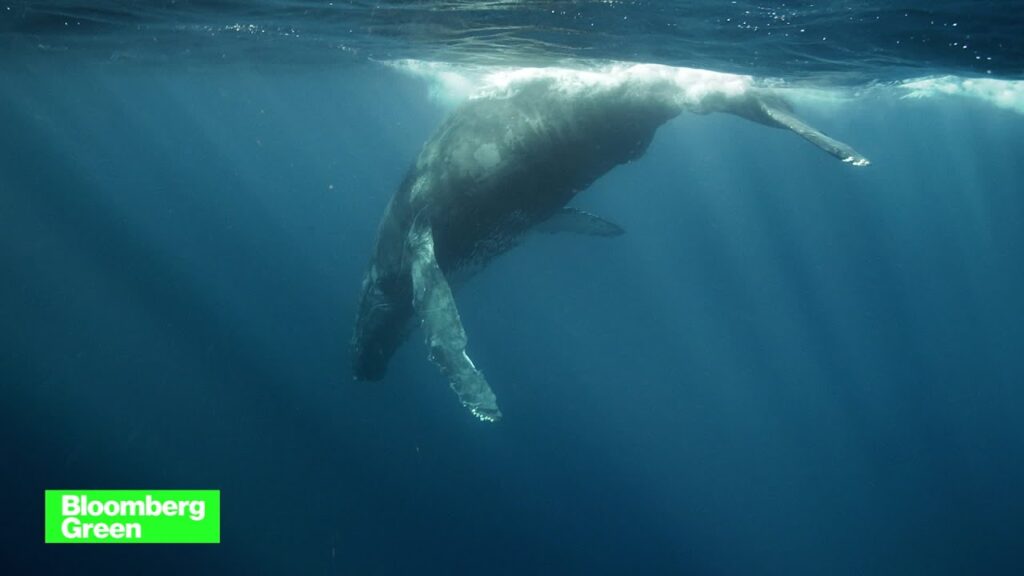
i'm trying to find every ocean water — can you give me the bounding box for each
[3,2,1024,575]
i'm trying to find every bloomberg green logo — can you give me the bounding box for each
[45,490,220,544]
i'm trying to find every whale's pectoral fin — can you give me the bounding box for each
[536,207,625,237]
[730,93,870,167]
[758,102,870,167]
[408,222,502,422]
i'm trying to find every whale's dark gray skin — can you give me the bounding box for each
[351,66,870,421]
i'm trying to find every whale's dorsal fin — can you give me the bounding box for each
[408,221,502,422]
[536,207,625,237]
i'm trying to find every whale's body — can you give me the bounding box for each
[352,65,869,421]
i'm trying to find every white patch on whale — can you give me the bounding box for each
[473,143,501,171]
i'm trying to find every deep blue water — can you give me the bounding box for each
[4,2,1024,575]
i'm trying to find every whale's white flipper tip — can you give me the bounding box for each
[471,404,503,423]
[844,156,871,167]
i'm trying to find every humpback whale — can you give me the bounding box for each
[352,64,869,422]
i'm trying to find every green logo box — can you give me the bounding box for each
[45,490,220,544]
